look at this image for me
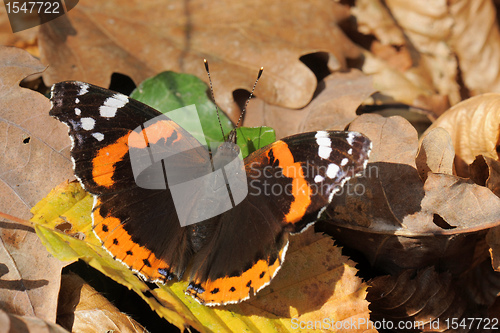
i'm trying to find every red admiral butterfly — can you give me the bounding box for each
[49,79,371,305]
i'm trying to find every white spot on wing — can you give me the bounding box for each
[99,94,129,118]
[315,131,328,138]
[92,132,105,141]
[314,175,325,183]
[326,163,339,179]
[99,106,117,118]
[50,84,57,99]
[75,98,80,104]
[316,137,331,147]
[74,108,81,115]
[318,146,332,159]
[315,131,333,160]
[341,158,348,166]
[347,132,357,145]
[81,117,95,130]
[77,83,89,96]
[113,93,129,104]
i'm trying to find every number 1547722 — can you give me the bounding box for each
[5,1,61,14]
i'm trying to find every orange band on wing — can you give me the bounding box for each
[92,135,130,187]
[92,120,183,187]
[128,120,182,148]
[272,141,311,223]
[93,202,172,281]
[187,246,286,305]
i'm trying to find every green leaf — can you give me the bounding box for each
[130,71,276,158]
[130,71,233,146]
[236,126,276,156]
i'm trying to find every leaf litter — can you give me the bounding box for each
[2,0,500,332]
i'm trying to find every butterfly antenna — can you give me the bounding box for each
[235,67,264,129]
[204,59,225,139]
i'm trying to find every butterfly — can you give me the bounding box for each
[49,77,371,305]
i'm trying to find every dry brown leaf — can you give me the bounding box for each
[0,309,69,333]
[422,93,500,176]
[0,12,39,57]
[449,0,500,96]
[415,127,455,181]
[0,46,74,322]
[320,113,500,276]
[368,41,413,73]
[352,0,458,110]
[487,226,500,271]
[57,274,148,333]
[352,0,406,46]
[356,0,500,106]
[369,268,457,332]
[351,113,418,166]
[368,261,500,332]
[458,259,500,306]
[38,0,360,119]
[383,0,461,105]
[470,155,500,197]
[367,267,492,332]
[409,173,500,233]
[359,48,440,108]
[243,70,375,139]
[353,1,414,74]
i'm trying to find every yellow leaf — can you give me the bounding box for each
[32,181,373,332]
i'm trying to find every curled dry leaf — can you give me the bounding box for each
[359,48,437,108]
[415,127,455,182]
[320,113,500,276]
[470,155,500,197]
[458,155,500,274]
[368,267,495,332]
[382,0,461,105]
[457,259,500,306]
[449,0,500,96]
[359,45,451,118]
[0,11,39,56]
[57,274,148,333]
[244,70,375,139]
[368,268,456,332]
[356,0,500,106]
[352,0,406,46]
[422,93,500,176]
[38,0,360,118]
[487,226,500,272]
[0,46,72,322]
[0,309,69,333]
[352,0,414,78]
[353,0,459,109]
